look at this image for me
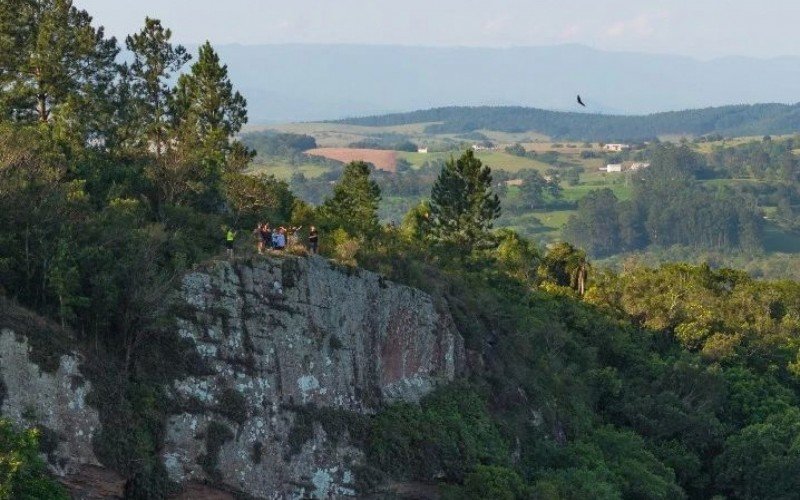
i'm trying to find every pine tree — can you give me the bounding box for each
[172,42,248,156]
[0,0,118,135]
[427,149,501,254]
[125,18,190,158]
[167,42,250,208]
[319,161,381,237]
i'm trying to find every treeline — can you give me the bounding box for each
[239,131,317,158]
[335,104,800,141]
[707,135,800,181]
[564,144,763,256]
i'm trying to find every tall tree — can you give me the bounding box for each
[538,242,590,295]
[319,161,381,237]
[167,42,250,208]
[563,188,621,257]
[0,0,118,133]
[172,41,247,155]
[427,149,501,254]
[125,18,190,158]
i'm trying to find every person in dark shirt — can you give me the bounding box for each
[260,223,272,253]
[308,226,319,254]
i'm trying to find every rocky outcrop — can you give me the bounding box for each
[164,255,465,498]
[0,256,466,499]
[0,328,104,479]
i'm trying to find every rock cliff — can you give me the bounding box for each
[0,256,466,498]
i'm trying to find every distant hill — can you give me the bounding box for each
[210,43,800,123]
[334,104,800,141]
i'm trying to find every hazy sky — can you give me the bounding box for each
[75,0,800,59]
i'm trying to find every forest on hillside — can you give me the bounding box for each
[336,104,800,141]
[4,2,800,499]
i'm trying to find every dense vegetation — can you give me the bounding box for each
[336,104,800,141]
[0,420,67,499]
[3,2,800,499]
[564,143,764,256]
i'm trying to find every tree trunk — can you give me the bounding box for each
[37,93,49,122]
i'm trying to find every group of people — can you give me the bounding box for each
[253,223,319,255]
[223,223,319,258]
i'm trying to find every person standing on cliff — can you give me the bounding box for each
[224,226,237,259]
[275,227,287,251]
[259,223,272,255]
[308,226,319,254]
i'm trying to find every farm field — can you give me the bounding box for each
[244,121,800,250]
[247,161,330,180]
[306,148,398,172]
[398,150,554,173]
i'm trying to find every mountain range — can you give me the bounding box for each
[211,43,800,123]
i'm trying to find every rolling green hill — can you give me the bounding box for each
[335,103,800,141]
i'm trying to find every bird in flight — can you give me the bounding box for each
[577,95,586,107]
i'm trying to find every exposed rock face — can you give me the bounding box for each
[0,256,465,499]
[163,256,465,498]
[0,329,102,476]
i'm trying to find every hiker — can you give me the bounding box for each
[308,226,319,254]
[224,226,237,258]
[259,223,272,254]
[271,228,280,250]
[274,227,287,251]
[253,223,265,254]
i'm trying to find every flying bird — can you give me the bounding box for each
[577,95,586,107]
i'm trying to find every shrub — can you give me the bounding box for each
[0,420,68,500]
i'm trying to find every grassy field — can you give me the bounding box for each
[398,150,553,173]
[242,121,800,258]
[247,161,330,180]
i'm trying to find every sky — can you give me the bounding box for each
[75,0,800,60]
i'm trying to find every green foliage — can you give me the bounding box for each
[125,17,190,157]
[442,465,530,500]
[223,173,295,228]
[319,161,381,238]
[509,169,563,212]
[240,131,317,158]
[7,4,800,500]
[504,143,527,157]
[538,242,589,294]
[563,189,620,257]
[0,420,68,500]
[287,405,369,455]
[534,427,685,499]
[0,0,119,136]
[367,385,508,482]
[714,408,800,499]
[426,149,501,256]
[495,229,540,282]
[327,228,361,267]
[565,144,763,256]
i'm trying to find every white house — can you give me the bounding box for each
[629,162,650,171]
[604,143,631,152]
[417,147,428,154]
[603,164,623,173]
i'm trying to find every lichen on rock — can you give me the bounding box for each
[162,255,466,498]
[0,328,102,477]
